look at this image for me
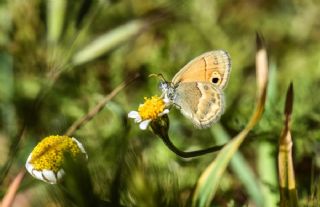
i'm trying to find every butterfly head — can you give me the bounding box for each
[159,81,176,104]
[149,73,176,103]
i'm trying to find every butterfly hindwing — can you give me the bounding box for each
[173,82,224,128]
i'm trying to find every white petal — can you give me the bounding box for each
[25,154,43,181]
[128,111,142,122]
[25,154,33,173]
[135,117,142,123]
[25,162,33,175]
[31,169,45,182]
[128,111,139,118]
[72,138,88,159]
[139,119,151,130]
[42,170,57,184]
[159,109,170,116]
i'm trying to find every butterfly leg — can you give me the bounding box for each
[173,102,182,110]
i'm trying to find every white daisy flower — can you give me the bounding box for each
[128,96,169,130]
[25,135,87,184]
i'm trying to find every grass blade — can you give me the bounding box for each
[278,82,298,207]
[192,33,269,207]
[47,0,66,43]
[211,124,265,206]
[72,19,147,66]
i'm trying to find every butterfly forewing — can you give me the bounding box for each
[172,50,231,89]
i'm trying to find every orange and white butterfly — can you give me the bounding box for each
[160,50,231,128]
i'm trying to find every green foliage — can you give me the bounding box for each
[0,0,320,206]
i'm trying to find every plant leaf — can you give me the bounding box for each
[278,82,298,207]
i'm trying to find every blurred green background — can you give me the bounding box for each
[0,0,319,206]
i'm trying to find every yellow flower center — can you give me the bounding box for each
[138,96,165,120]
[30,135,83,173]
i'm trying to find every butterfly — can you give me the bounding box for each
[160,50,231,128]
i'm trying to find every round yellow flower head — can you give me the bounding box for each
[128,95,169,130]
[138,96,166,120]
[26,135,87,184]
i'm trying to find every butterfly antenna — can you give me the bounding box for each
[149,73,167,82]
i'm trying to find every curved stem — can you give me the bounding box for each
[160,133,225,158]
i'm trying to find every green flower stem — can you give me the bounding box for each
[159,133,225,158]
[151,115,224,158]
